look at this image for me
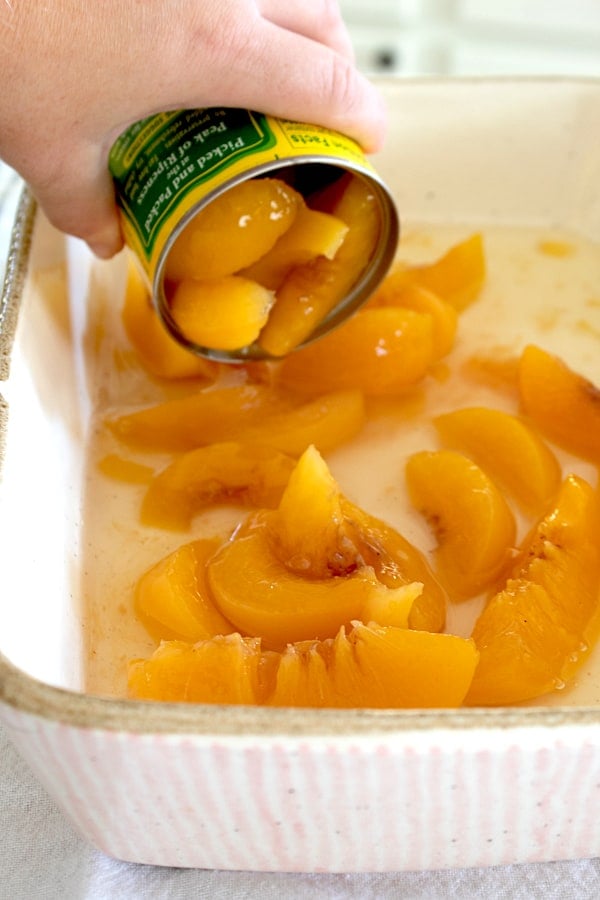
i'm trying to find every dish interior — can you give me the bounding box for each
[1,79,599,708]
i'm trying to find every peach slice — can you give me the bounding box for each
[434,406,561,514]
[368,280,458,359]
[405,449,517,600]
[108,386,363,457]
[135,539,233,642]
[107,384,286,452]
[277,306,435,396]
[164,178,301,281]
[466,475,600,705]
[233,389,366,456]
[128,622,478,708]
[128,634,264,704]
[140,442,296,531]
[267,444,357,578]
[206,447,424,646]
[169,275,274,351]
[340,499,448,633]
[518,344,600,461]
[394,233,485,311]
[241,202,349,290]
[360,584,423,630]
[268,623,478,709]
[121,257,217,381]
[265,444,438,626]
[207,516,407,647]
[257,174,381,357]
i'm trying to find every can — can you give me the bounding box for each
[109,107,399,362]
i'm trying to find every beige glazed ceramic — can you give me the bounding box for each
[1,78,600,872]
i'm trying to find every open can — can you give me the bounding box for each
[109,107,399,362]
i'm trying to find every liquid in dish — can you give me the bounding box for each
[83,225,600,708]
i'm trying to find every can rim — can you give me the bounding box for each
[153,157,400,362]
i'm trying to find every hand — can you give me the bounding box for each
[0,0,387,258]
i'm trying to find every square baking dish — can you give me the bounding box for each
[1,78,600,872]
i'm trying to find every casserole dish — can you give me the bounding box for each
[1,78,600,872]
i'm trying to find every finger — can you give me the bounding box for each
[258,0,355,62]
[206,23,387,153]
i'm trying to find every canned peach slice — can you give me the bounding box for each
[107,383,287,452]
[434,406,561,514]
[128,624,478,708]
[257,173,381,357]
[230,389,366,456]
[518,343,600,461]
[267,445,444,630]
[121,257,216,381]
[277,306,435,396]
[135,539,233,642]
[107,385,364,456]
[170,275,274,351]
[240,202,349,290]
[207,520,394,647]
[405,449,517,601]
[466,475,600,706]
[367,280,458,360]
[164,177,301,281]
[392,233,486,311]
[140,442,296,531]
[204,446,419,647]
[267,444,357,579]
[128,634,264,705]
[268,625,478,709]
[340,499,447,634]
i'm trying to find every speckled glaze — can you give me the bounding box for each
[0,185,35,379]
[1,79,600,871]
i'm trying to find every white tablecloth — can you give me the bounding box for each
[2,723,600,900]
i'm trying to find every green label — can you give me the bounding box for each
[109,108,276,257]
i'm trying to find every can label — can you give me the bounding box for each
[109,107,373,283]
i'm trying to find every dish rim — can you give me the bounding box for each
[2,76,600,736]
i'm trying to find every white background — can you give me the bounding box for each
[341,0,600,77]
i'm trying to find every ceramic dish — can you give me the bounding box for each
[1,78,600,872]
